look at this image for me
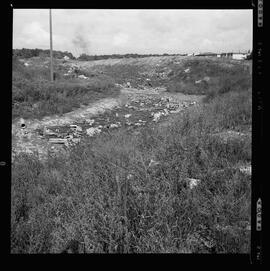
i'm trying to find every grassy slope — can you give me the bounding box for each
[11,57,251,253]
[12,57,120,120]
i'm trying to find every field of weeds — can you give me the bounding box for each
[12,57,120,120]
[11,54,252,253]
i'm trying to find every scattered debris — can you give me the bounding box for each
[70,124,83,132]
[86,127,101,137]
[63,56,70,61]
[127,174,133,180]
[124,114,132,118]
[24,63,29,67]
[49,138,68,145]
[110,123,120,128]
[184,68,190,73]
[148,159,160,168]
[86,119,95,126]
[153,112,163,122]
[43,127,58,136]
[238,165,252,176]
[195,79,202,84]
[78,74,89,80]
[186,178,201,189]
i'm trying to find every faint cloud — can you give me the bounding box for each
[112,33,129,47]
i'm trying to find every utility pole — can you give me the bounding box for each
[49,9,54,82]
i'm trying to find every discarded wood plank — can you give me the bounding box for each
[49,138,68,144]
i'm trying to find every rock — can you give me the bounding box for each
[195,79,202,84]
[86,127,101,137]
[203,76,210,82]
[127,174,133,180]
[115,113,119,117]
[78,74,89,80]
[126,82,131,88]
[124,114,132,118]
[86,119,95,126]
[153,112,162,122]
[110,123,119,128]
[184,68,190,73]
[185,178,201,189]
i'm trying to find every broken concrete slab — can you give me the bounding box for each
[86,127,101,137]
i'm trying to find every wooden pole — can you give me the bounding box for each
[49,9,54,82]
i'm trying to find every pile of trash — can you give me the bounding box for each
[63,64,89,80]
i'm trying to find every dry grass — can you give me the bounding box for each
[11,86,251,253]
[12,57,120,120]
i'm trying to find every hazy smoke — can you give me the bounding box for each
[72,33,90,55]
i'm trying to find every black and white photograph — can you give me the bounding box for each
[11,8,253,254]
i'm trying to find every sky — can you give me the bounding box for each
[13,9,252,57]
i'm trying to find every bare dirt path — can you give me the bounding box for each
[12,86,204,161]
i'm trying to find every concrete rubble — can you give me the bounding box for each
[86,119,95,125]
[86,127,102,137]
[185,178,201,189]
[12,87,200,161]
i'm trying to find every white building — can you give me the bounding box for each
[220,52,247,60]
[232,53,247,60]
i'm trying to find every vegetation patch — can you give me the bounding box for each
[12,57,120,120]
[11,74,251,253]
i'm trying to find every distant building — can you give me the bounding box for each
[220,52,247,60]
[232,53,247,60]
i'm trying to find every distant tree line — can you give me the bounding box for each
[13,48,188,61]
[77,53,184,61]
[12,48,76,59]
